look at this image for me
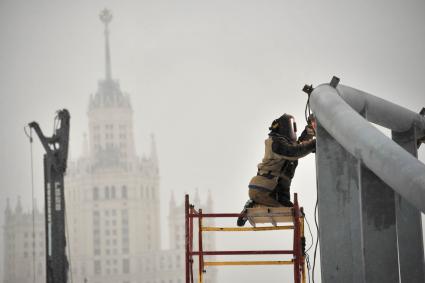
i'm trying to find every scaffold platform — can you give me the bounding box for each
[185,193,306,283]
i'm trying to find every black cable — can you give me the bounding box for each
[306,253,311,283]
[304,217,315,283]
[304,215,314,253]
[302,96,317,283]
[304,96,310,123]
[303,94,320,282]
[312,191,319,283]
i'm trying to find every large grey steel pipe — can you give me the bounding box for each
[310,84,425,212]
[337,85,425,134]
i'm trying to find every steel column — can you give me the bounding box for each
[360,165,399,282]
[198,209,204,283]
[316,123,365,283]
[392,128,425,283]
[185,195,190,283]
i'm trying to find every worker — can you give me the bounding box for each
[237,114,316,226]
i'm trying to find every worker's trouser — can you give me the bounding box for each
[248,181,291,207]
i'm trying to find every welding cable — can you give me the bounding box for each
[304,216,315,283]
[312,188,319,283]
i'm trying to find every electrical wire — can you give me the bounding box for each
[312,191,319,283]
[304,215,314,253]
[303,94,320,283]
[306,253,312,283]
[304,216,315,283]
[305,96,311,123]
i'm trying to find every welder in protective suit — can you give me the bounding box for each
[237,114,316,226]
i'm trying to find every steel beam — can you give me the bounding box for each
[336,85,425,135]
[310,81,425,283]
[310,84,425,213]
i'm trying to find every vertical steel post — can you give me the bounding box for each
[360,166,399,282]
[300,207,306,283]
[293,193,301,283]
[316,123,365,282]
[185,194,190,283]
[198,209,204,283]
[190,206,194,283]
[392,128,425,283]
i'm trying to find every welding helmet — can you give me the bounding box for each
[269,114,297,142]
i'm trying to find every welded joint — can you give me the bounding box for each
[418,107,425,148]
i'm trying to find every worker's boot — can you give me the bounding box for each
[237,199,255,226]
[276,189,293,207]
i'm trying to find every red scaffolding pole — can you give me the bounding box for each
[184,193,306,283]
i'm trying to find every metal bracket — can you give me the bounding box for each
[302,84,314,96]
[418,108,425,148]
[330,76,340,88]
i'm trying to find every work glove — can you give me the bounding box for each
[306,125,315,137]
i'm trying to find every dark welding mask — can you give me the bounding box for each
[269,114,297,142]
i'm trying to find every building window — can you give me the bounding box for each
[123,259,130,274]
[121,186,128,199]
[94,260,101,274]
[111,186,116,199]
[93,187,99,200]
[105,186,110,199]
[176,255,181,268]
[151,186,155,199]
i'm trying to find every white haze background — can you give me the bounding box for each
[1,0,425,282]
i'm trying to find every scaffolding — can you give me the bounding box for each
[185,193,306,283]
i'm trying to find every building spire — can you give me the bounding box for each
[99,8,113,81]
[169,190,176,208]
[5,198,11,216]
[15,196,22,214]
[150,133,158,164]
[82,132,89,157]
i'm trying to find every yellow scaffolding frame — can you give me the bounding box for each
[185,193,306,283]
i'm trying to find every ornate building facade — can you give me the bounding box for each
[3,198,46,283]
[3,9,216,283]
[64,9,217,283]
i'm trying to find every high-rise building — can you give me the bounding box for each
[168,190,217,283]
[64,9,216,283]
[3,198,46,283]
[64,9,161,283]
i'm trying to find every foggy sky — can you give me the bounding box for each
[1,0,425,282]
